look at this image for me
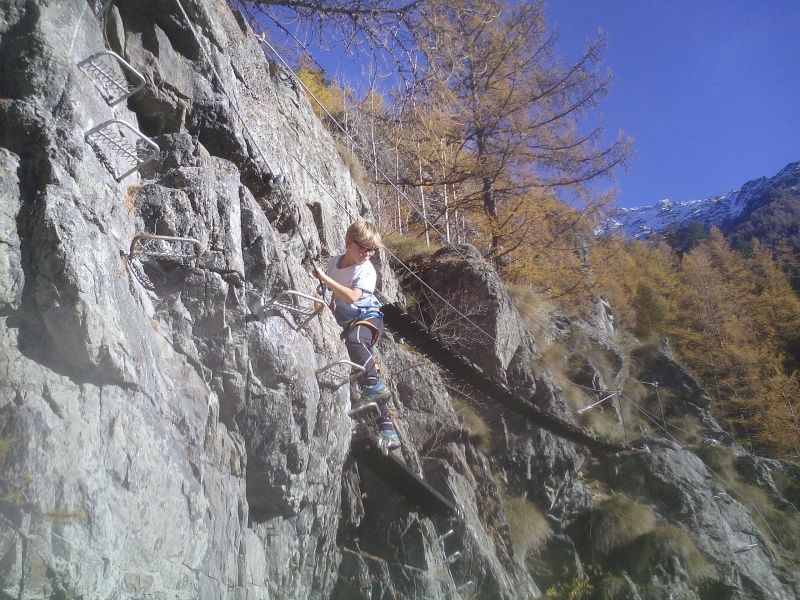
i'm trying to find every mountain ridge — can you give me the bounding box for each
[599,161,800,240]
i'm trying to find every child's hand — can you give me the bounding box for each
[311,262,327,283]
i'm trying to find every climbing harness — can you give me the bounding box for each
[342,317,382,346]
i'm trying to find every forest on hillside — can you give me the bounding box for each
[236,0,800,460]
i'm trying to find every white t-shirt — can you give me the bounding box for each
[326,255,382,323]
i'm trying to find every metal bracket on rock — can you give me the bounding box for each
[129,234,204,267]
[85,119,159,181]
[316,359,364,390]
[454,503,466,522]
[78,51,146,106]
[262,290,326,331]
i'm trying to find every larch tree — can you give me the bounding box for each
[405,0,630,257]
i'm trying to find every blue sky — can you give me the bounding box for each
[545,0,800,207]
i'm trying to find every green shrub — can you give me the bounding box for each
[618,526,713,583]
[587,495,655,558]
[545,576,592,600]
[503,496,551,558]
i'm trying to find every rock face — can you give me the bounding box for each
[0,1,534,598]
[1,1,798,600]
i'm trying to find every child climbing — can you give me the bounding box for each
[312,220,400,450]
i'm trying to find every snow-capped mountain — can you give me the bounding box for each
[598,161,800,239]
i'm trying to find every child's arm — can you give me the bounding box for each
[312,264,363,305]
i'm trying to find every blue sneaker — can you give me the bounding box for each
[360,380,391,403]
[376,428,401,453]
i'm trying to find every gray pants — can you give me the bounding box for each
[343,317,393,429]
[344,317,383,387]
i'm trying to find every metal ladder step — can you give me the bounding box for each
[316,359,364,390]
[129,233,203,266]
[84,119,159,181]
[78,51,145,106]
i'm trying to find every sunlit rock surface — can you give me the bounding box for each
[1,1,797,599]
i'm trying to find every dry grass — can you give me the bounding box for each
[617,525,713,583]
[451,396,491,452]
[693,443,736,475]
[507,284,557,341]
[43,508,88,523]
[586,494,656,558]
[125,184,142,214]
[0,437,18,466]
[693,444,800,562]
[580,410,627,442]
[671,416,703,445]
[383,232,439,262]
[533,341,570,376]
[503,495,552,559]
[335,139,370,193]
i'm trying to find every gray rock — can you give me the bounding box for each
[2,1,797,600]
[609,440,797,600]
[0,149,23,313]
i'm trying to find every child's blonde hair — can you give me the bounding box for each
[346,220,382,249]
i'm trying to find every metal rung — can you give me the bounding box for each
[78,51,145,106]
[85,119,159,181]
[265,290,326,331]
[438,529,455,544]
[316,360,364,390]
[578,392,617,415]
[456,581,475,593]
[129,234,203,267]
[735,543,758,553]
[445,551,462,565]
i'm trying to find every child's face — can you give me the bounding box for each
[346,238,377,264]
